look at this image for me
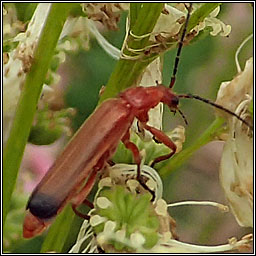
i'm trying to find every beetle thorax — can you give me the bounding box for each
[120,86,164,112]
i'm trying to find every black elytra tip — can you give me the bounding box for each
[27,193,61,219]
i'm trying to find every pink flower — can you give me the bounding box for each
[20,143,60,192]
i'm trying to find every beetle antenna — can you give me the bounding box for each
[178,108,189,125]
[179,93,253,129]
[170,3,193,88]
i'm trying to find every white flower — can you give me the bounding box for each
[152,4,231,44]
[216,58,253,227]
[194,6,231,37]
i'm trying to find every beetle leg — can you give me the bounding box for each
[71,168,98,218]
[82,199,94,209]
[153,136,161,144]
[72,150,111,205]
[72,205,90,220]
[71,152,109,218]
[121,130,141,179]
[107,159,115,166]
[121,131,156,200]
[142,123,177,167]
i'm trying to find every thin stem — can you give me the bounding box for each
[235,34,253,73]
[159,117,225,177]
[168,201,229,212]
[3,3,71,226]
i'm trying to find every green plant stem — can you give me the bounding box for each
[159,117,225,177]
[40,206,75,253]
[3,3,71,226]
[129,3,142,29]
[99,3,164,102]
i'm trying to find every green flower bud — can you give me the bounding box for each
[92,185,159,252]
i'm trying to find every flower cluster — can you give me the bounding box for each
[70,163,252,253]
[124,3,232,58]
[3,3,88,145]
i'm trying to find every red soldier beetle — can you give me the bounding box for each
[23,3,252,239]
[23,85,183,238]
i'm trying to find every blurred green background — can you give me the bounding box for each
[4,3,253,253]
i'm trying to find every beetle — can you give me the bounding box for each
[23,85,182,238]
[23,3,252,238]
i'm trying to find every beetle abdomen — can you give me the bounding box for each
[27,193,60,219]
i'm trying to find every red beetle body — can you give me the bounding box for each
[23,85,179,238]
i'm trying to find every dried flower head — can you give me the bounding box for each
[3,4,52,144]
[3,3,81,145]
[82,3,128,30]
[216,57,253,116]
[216,57,253,227]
